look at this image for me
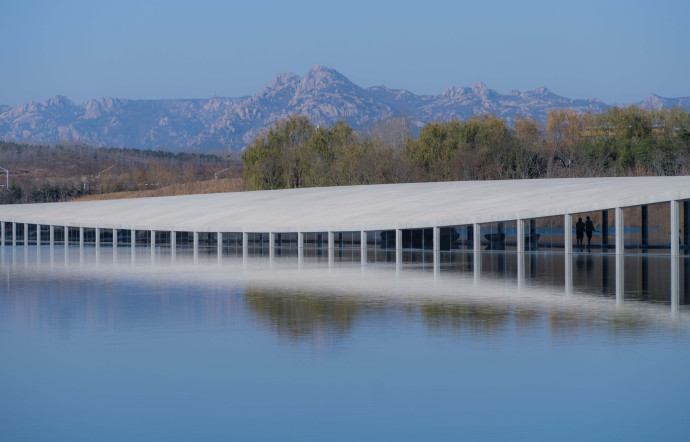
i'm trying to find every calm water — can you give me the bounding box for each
[1,247,689,441]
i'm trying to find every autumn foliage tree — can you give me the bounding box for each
[243,107,690,191]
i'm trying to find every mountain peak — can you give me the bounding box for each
[297,65,358,93]
[307,64,335,75]
[269,72,300,89]
[46,95,74,107]
[303,64,348,82]
[471,82,495,100]
[638,92,665,109]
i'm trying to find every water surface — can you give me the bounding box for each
[1,247,689,441]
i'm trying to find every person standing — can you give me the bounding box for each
[585,216,596,246]
[575,217,585,246]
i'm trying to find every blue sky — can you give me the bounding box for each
[1,0,688,106]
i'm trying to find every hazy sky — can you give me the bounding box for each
[1,0,688,106]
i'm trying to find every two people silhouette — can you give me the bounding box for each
[575,216,596,247]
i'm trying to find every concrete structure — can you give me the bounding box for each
[1,177,689,256]
[2,177,689,298]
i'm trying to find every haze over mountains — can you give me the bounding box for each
[1,65,689,153]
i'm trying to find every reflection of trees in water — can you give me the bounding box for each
[244,287,676,344]
[422,302,661,340]
[420,303,512,333]
[244,288,362,341]
[547,308,652,339]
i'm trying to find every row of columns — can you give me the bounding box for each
[0,200,685,257]
[0,203,686,305]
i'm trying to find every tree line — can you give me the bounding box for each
[242,106,690,190]
[0,142,240,204]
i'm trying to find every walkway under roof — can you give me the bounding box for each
[2,177,690,232]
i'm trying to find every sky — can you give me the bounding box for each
[1,0,688,107]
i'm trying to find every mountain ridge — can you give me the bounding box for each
[1,64,688,152]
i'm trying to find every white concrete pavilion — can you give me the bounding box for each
[1,176,690,257]
[3,176,689,304]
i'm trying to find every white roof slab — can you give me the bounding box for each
[1,177,689,232]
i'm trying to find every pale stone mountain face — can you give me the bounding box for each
[636,93,690,111]
[0,65,688,152]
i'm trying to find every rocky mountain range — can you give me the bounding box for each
[1,65,688,153]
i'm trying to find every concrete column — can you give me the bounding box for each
[24,223,28,246]
[395,229,402,251]
[297,232,304,261]
[169,232,175,261]
[242,232,248,258]
[473,249,482,282]
[12,222,17,246]
[131,229,136,250]
[564,214,572,254]
[217,232,222,257]
[36,224,41,245]
[671,200,680,256]
[360,230,367,265]
[49,225,54,246]
[193,232,199,263]
[269,232,275,259]
[328,231,334,250]
[473,223,481,251]
[150,231,156,262]
[473,223,481,283]
[615,207,624,255]
[113,229,118,248]
[433,226,440,252]
[78,227,83,247]
[95,228,100,247]
[0,221,4,246]
[516,219,525,253]
[63,226,68,247]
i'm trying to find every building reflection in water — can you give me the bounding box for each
[0,247,688,346]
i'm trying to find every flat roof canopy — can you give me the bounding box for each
[2,177,690,232]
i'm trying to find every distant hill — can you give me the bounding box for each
[1,65,688,152]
